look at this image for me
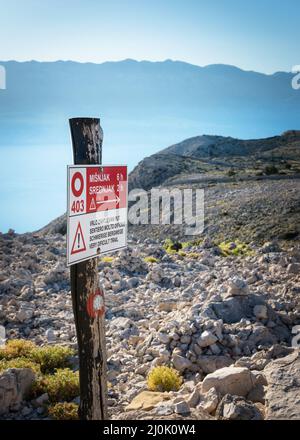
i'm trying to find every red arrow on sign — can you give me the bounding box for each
[71,222,87,255]
[96,195,120,205]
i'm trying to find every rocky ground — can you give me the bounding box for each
[42,179,300,244]
[0,210,300,419]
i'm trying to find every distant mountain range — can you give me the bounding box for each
[129,130,300,189]
[0,60,299,169]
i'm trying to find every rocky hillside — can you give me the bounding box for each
[0,228,300,420]
[129,130,300,190]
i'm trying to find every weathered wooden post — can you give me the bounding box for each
[69,117,108,420]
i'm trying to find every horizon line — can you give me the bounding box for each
[0,58,292,76]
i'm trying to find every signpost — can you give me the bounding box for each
[68,117,127,420]
[67,165,128,266]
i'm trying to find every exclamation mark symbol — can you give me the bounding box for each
[78,232,80,249]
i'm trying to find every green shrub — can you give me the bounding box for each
[164,239,183,254]
[264,165,279,175]
[181,241,194,249]
[144,256,159,263]
[218,240,254,257]
[0,357,41,374]
[147,366,182,392]
[33,368,79,402]
[164,238,202,255]
[101,256,114,263]
[0,339,36,360]
[48,402,79,420]
[30,345,74,374]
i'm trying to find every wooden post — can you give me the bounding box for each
[69,117,108,420]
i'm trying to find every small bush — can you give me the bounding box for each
[164,239,202,255]
[33,368,79,402]
[48,402,79,420]
[144,256,159,263]
[187,252,200,259]
[218,240,254,257]
[0,339,36,360]
[181,241,193,249]
[227,169,236,177]
[264,165,279,175]
[30,345,74,374]
[101,256,114,263]
[163,239,182,254]
[0,357,41,374]
[147,366,182,392]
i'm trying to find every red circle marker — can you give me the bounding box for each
[71,172,84,197]
[87,289,105,318]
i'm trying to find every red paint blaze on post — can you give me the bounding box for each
[87,289,105,318]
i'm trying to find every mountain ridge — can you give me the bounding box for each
[0,59,292,76]
[0,59,299,168]
[129,130,300,190]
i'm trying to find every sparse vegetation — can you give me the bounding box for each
[164,239,201,255]
[144,256,159,263]
[0,340,77,406]
[30,345,74,374]
[101,256,114,263]
[147,366,182,392]
[32,368,79,402]
[218,240,254,257]
[0,357,41,374]
[0,339,35,360]
[164,238,182,254]
[48,402,79,420]
[264,165,279,175]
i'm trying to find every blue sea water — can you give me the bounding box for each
[0,118,211,233]
[0,144,73,233]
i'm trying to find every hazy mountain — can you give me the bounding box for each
[0,59,300,232]
[0,59,299,163]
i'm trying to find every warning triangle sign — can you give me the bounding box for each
[71,222,87,255]
[89,197,96,211]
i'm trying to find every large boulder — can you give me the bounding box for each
[264,350,300,419]
[0,368,35,415]
[202,366,255,397]
[208,295,266,324]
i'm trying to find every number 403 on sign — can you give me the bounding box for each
[71,199,84,214]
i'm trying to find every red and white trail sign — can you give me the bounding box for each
[67,165,128,266]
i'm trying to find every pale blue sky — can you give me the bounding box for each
[0,0,299,73]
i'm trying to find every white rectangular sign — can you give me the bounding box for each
[67,165,128,266]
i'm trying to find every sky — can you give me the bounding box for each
[0,0,299,73]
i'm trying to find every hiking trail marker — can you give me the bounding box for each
[67,165,128,266]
